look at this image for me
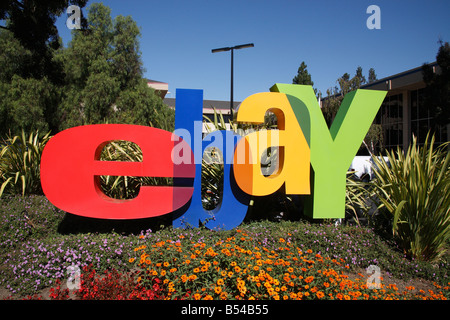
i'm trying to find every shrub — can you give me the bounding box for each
[0,130,50,197]
[371,134,450,262]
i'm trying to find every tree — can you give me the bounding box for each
[368,68,377,83]
[354,66,366,87]
[293,61,318,95]
[422,41,450,128]
[1,2,173,135]
[58,3,173,130]
[0,0,88,84]
[0,28,61,136]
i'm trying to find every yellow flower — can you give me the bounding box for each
[217,279,224,286]
[214,286,222,294]
[163,261,170,267]
[194,293,201,300]
[128,258,135,263]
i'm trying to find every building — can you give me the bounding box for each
[360,62,449,151]
[147,79,169,99]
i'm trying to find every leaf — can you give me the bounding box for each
[392,200,407,236]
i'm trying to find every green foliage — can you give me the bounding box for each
[0,0,88,84]
[98,140,172,200]
[1,2,172,135]
[0,195,65,248]
[371,133,450,262]
[0,130,51,197]
[345,174,370,226]
[292,61,318,95]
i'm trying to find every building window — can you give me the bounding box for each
[375,93,403,151]
[410,88,448,146]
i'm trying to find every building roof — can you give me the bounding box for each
[146,79,169,98]
[163,98,240,114]
[360,61,439,94]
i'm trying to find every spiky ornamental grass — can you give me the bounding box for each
[371,133,450,262]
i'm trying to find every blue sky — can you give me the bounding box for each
[56,0,450,101]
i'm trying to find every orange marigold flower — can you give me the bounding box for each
[128,258,135,263]
[305,276,314,284]
[316,291,325,299]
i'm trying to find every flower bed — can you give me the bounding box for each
[128,228,448,300]
[1,196,448,300]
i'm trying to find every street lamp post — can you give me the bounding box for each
[212,43,254,118]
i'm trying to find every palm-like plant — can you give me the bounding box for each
[371,133,449,262]
[0,130,51,197]
[99,140,172,199]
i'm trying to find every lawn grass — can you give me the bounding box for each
[0,195,448,299]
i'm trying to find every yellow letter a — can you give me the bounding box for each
[233,92,310,196]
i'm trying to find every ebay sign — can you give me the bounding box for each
[40,84,386,230]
